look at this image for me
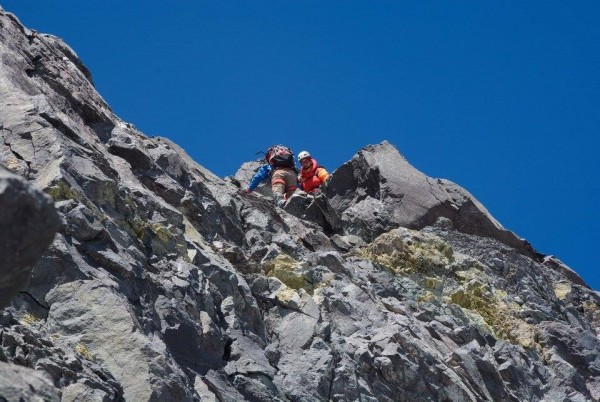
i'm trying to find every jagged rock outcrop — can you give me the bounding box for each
[321,142,540,255]
[1,7,599,402]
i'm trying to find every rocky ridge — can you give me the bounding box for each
[1,7,599,401]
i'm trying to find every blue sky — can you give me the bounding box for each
[3,1,598,289]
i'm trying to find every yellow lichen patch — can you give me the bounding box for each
[21,313,41,326]
[495,289,508,299]
[150,223,174,244]
[263,254,297,275]
[275,287,301,304]
[45,179,79,201]
[75,343,94,360]
[356,228,454,276]
[151,223,187,258]
[4,155,25,172]
[127,218,186,258]
[553,282,572,301]
[450,283,536,348]
[454,264,486,283]
[418,291,436,304]
[263,254,312,291]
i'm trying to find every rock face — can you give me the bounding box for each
[1,7,599,402]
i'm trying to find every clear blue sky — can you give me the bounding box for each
[3,1,598,289]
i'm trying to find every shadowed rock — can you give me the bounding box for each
[0,166,59,309]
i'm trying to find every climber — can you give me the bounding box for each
[297,150,330,193]
[246,145,298,207]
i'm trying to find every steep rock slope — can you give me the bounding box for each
[1,8,599,401]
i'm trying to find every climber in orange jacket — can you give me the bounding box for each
[297,151,330,193]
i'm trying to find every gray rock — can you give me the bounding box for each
[0,361,60,401]
[44,280,193,401]
[202,370,247,402]
[61,382,112,402]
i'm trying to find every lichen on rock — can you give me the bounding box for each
[449,281,537,348]
[262,254,314,292]
[356,227,454,276]
[553,282,572,301]
[45,178,80,202]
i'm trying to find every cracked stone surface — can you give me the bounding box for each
[1,7,599,402]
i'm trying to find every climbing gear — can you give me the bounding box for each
[265,145,295,169]
[298,150,311,161]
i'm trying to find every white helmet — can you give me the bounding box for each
[298,151,311,161]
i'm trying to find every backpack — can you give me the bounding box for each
[265,145,295,169]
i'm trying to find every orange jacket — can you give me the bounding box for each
[298,158,329,193]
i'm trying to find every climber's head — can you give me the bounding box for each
[298,151,311,162]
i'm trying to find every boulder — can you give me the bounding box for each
[0,361,60,401]
[0,166,59,309]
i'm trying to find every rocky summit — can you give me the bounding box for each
[1,7,599,402]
